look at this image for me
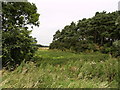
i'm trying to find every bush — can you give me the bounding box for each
[112,40,120,57]
[2,28,38,70]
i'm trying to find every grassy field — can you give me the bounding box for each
[0,49,118,88]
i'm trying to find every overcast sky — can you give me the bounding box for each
[28,0,119,46]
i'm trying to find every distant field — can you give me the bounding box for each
[38,47,49,50]
[1,49,118,88]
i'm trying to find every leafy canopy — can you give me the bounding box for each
[2,2,40,69]
[50,11,120,57]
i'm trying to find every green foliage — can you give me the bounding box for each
[112,40,120,57]
[2,2,40,69]
[1,50,118,88]
[50,11,120,57]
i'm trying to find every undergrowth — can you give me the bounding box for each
[1,49,119,88]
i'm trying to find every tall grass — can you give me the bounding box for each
[1,49,118,88]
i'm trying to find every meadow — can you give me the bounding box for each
[0,49,119,88]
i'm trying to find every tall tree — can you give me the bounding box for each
[2,2,40,69]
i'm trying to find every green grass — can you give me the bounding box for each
[1,49,119,88]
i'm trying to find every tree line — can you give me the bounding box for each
[50,11,120,57]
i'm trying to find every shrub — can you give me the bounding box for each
[112,40,120,57]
